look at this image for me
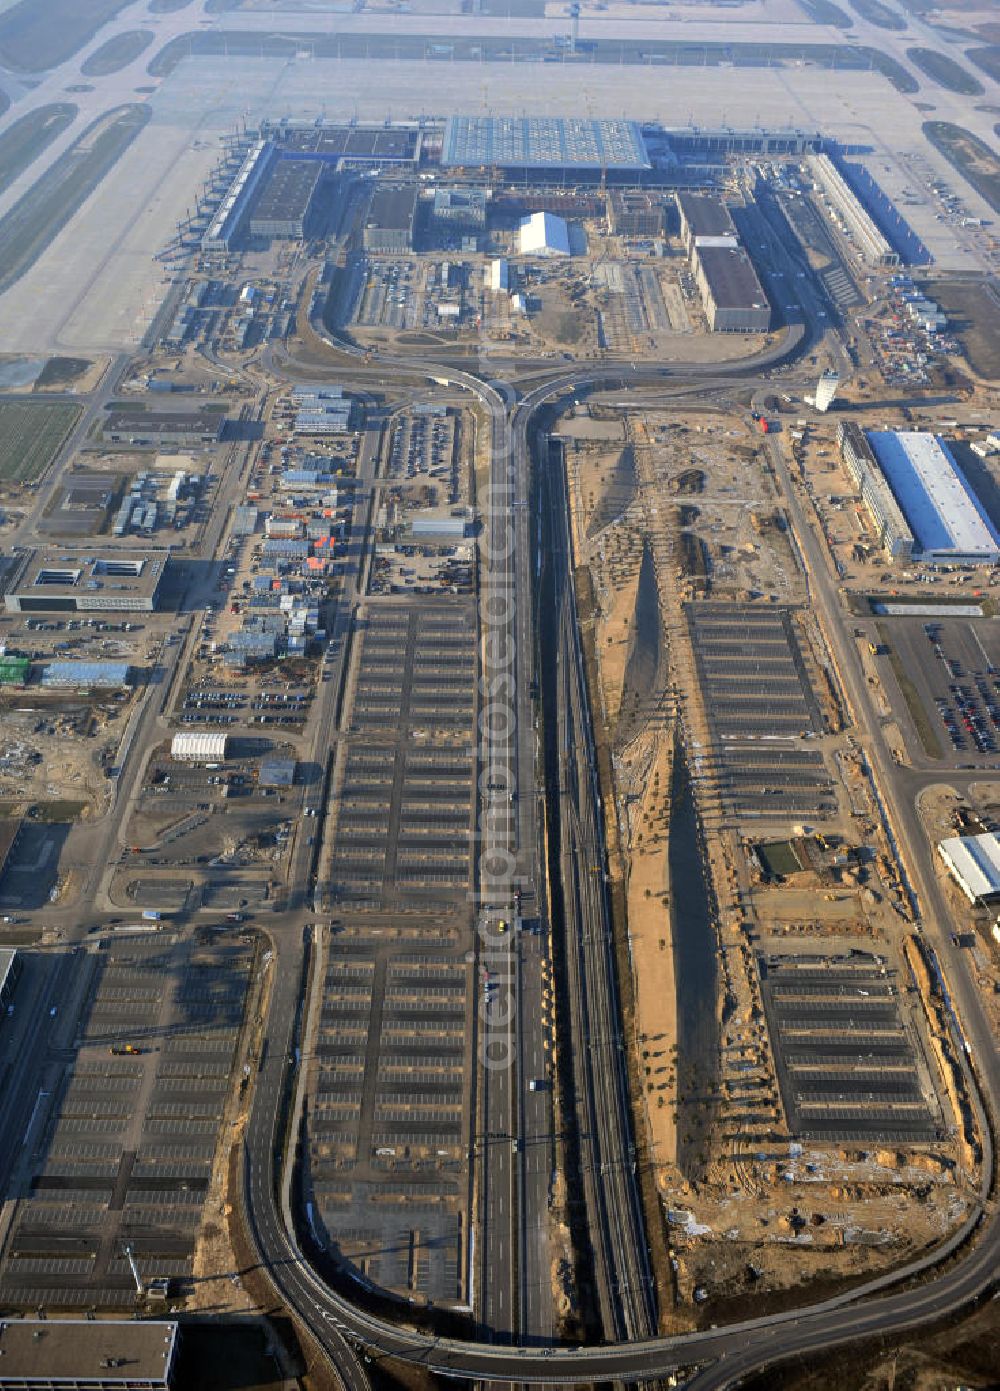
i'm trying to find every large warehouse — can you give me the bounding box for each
[939,832,1000,904]
[676,192,737,254]
[441,116,649,172]
[693,244,770,332]
[519,211,570,257]
[249,157,323,239]
[363,184,419,253]
[866,430,1000,565]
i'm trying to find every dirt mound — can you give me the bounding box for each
[586,443,637,539]
[616,541,662,749]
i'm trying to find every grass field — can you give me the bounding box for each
[148,29,918,90]
[0,104,77,198]
[81,29,153,76]
[876,622,942,760]
[795,0,853,25]
[34,357,92,390]
[32,799,85,823]
[925,278,1000,380]
[0,400,80,484]
[848,0,906,29]
[0,0,139,72]
[906,46,984,94]
[0,103,150,298]
[966,45,1000,83]
[923,121,1000,216]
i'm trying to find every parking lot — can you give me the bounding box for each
[386,409,463,506]
[308,595,478,1305]
[309,948,469,1302]
[354,258,422,331]
[687,603,835,818]
[0,929,253,1308]
[877,613,1000,765]
[759,952,937,1145]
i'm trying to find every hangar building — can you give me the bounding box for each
[866,430,1000,565]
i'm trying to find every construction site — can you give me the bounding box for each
[559,396,984,1320]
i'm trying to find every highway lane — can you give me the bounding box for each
[542,422,655,1344]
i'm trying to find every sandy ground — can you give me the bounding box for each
[624,730,679,1168]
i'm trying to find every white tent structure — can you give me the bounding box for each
[171,731,229,763]
[519,211,570,257]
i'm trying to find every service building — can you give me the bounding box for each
[838,422,914,563]
[4,552,168,614]
[103,411,225,447]
[676,192,737,255]
[171,731,229,763]
[431,187,488,236]
[0,1319,178,1391]
[609,189,665,238]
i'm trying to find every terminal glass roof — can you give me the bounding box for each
[441,116,650,170]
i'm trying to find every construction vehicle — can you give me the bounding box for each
[110,1044,142,1056]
